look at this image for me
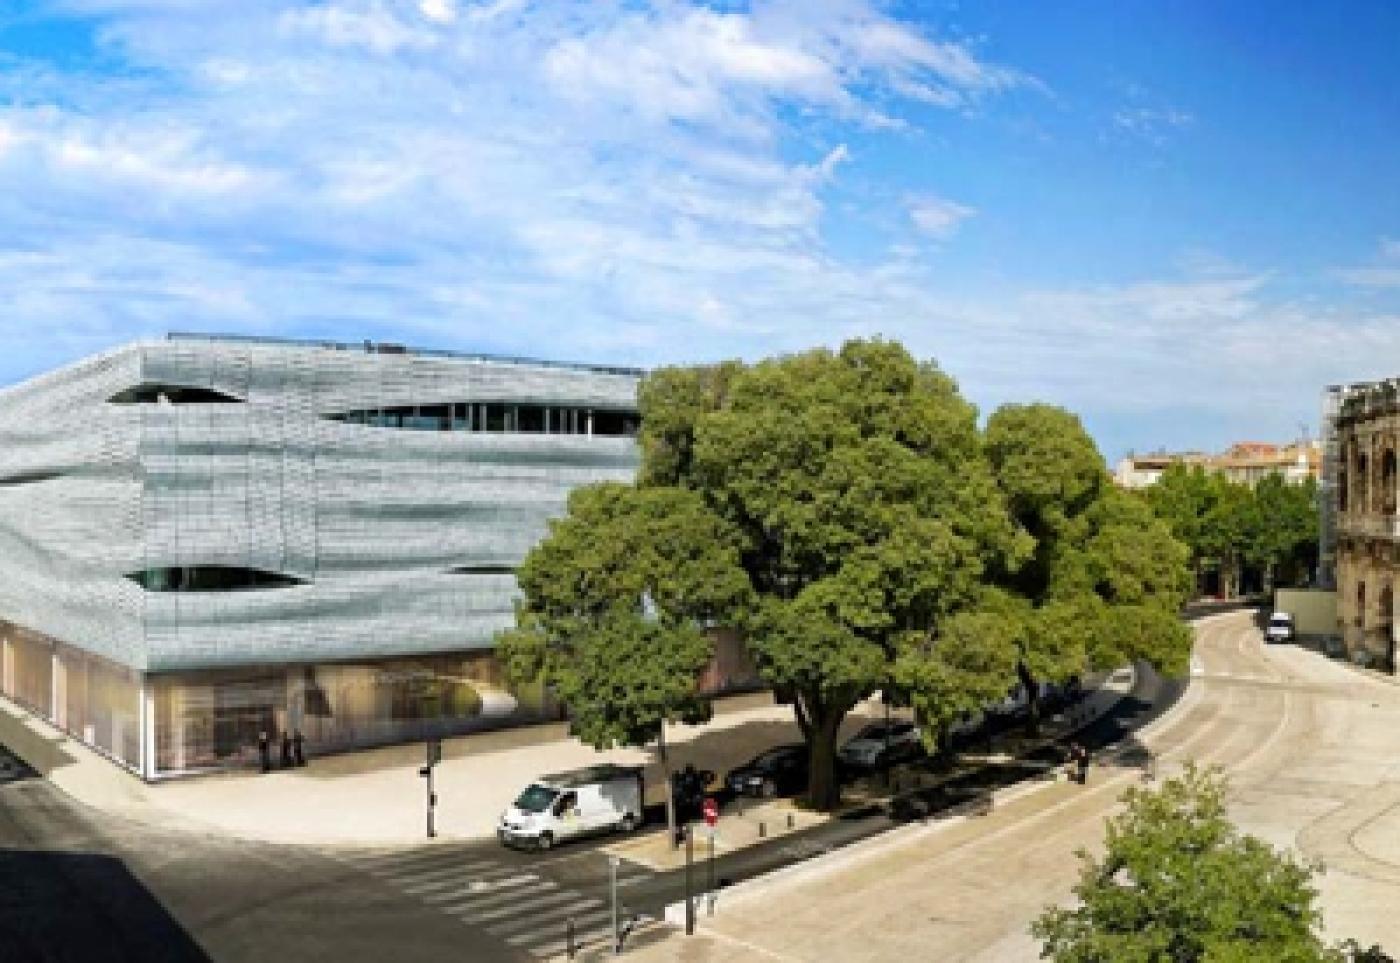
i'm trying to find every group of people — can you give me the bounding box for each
[257,729,307,772]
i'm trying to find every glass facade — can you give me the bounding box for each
[0,625,761,778]
[326,402,640,437]
[150,651,565,774]
[0,620,143,771]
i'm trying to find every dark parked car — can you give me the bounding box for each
[725,744,809,798]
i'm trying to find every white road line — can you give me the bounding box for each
[455,884,587,920]
[388,861,507,887]
[500,906,612,944]
[435,878,559,910]
[482,895,605,932]
[523,918,620,957]
[405,871,537,897]
[346,848,459,871]
[386,859,515,883]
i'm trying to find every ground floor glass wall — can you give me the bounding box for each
[151,651,565,773]
[0,620,143,771]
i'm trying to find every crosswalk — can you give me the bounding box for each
[339,845,655,959]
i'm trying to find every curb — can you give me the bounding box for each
[662,612,1236,929]
[662,665,1151,928]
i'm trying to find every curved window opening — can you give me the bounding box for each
[325,402,638,437]
[0,469,62,487]
[447,565,516,576]
[128,566,305,592]
[109,384,244,405]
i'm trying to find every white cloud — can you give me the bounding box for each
[279,2,438,55]
[1112,106,1193,144]
[906,194,975,238]
[4,0,1381,454]
[1334,237,1400,288]
[418,0,455,24]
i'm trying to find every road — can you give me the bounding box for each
[0,644,1181,962]
[617,610,1400,961]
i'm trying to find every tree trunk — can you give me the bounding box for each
[658,726,678,850]
[803,705,845,812]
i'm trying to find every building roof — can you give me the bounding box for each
[167,331,647,379]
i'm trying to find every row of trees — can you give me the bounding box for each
[1143,464,1319,598]
[497,340,1194,814]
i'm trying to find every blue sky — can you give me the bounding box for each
[3,0,1400,462]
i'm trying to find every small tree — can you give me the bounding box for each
[1033,765,1339,962]
[497,483,751,845]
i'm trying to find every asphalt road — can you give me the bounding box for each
[0,653,1185,962]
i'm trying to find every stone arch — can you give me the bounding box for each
[1356,447,1370,514]
[1384,448,1398,515]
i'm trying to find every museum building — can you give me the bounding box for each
[0,334,758,778]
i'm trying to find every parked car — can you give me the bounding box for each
[497,764,644,851]
[945,710,986,745]
[838,720,923,770]
[1265,611,1296,643]
[726,744,808,798]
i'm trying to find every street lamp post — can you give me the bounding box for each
[419,737,441,839]
[609,854,620,954]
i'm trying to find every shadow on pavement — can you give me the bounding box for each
[0,848,210,963]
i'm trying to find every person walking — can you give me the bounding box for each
[257,730,271,773]
[1074,743,1090,785]
[280,731,293,768]
[292,730,306,767]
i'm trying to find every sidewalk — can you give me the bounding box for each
[0,667,1132,849]
[0,689,890,845]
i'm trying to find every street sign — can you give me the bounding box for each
[702,796,718,827]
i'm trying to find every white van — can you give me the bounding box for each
[1265,612,1295,643]
[497,764,644,851]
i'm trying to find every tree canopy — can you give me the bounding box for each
[1032,765,1353,963]
[496,483,751,750]
[500,338,1195,812]
[640,339,1029,808]
[985,406,1193,725]
[1145,464,1319,596]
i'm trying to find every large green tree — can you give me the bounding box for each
[640,340,1028,809]
[1033,765,1348,962]
[496,482,751,840]
[985,406,1193,729]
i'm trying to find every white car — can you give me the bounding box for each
[1265,612,1295,643]
[838,720,922,769]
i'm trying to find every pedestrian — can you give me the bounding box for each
[1066,742,1083,784]
[293,729,306,767]
[280,731,293,768]
[1075,744,1090,785]
[257,730,271,773]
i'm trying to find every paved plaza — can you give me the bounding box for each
[602,611,1400,962]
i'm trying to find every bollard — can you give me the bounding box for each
[758,820,766,838]
[566,917,575,959]
[786,812,794,831]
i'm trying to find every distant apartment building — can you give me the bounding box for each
[1113,440,1321,490]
